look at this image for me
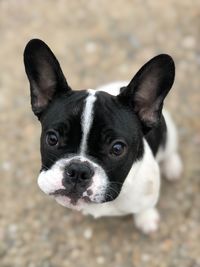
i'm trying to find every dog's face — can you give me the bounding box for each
[24,39,175,210]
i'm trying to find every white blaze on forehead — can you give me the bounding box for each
[80,89,97,155]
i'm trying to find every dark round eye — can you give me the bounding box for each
[46,131,59,146]
[110,141,127,157]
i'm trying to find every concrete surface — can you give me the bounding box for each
[0,0,200,266]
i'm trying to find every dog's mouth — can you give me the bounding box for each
[50,188,92,205]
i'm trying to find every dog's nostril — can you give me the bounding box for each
[67,168,76,178]
[79,168,91,181]
[66,164,78,181]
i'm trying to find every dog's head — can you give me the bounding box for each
[24,39,175,210]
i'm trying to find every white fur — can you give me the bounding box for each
[38,164,65,195]
[156,110,183,180]
[37,155,109,208]
[38,81,182,234]
[161,153,183,181]
[82,167,108,203]
[94,81,182,232]
[134,207,160,234]
[156,110,178,162]
[80,89,97,155]
[96,81,128,95]
[82,140,160,217]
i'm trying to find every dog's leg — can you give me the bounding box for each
[134,207,160,234]
[160,110,183,181]
[161,152,182,181]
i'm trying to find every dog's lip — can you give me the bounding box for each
[50,189,92,205]
[49,188,69,197]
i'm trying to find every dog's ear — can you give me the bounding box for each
[24,39,70,118]
[118,54,175,132]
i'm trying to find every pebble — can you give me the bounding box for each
[182,36,196,49]
[85,42,97,53]
[8,224,18,235]
[96,256,105,265]
[83,228,93,240]
[141,253,151,262]
[1,161,12,171]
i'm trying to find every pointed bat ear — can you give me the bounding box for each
[118,54,175,132]
[24,39,71,118]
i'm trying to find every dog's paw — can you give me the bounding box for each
[162,153,183,181]
[134,208,160,234]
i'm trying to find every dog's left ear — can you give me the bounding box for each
[24,39,70,118]
[118,54,175,132]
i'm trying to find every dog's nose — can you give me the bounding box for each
[63,161,94,188]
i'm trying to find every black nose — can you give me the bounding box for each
[63,161,94,188]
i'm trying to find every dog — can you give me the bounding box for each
[24,39,182,234]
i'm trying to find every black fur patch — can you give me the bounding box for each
[39,90,88,170]
[145,115,167,155]
[87,91,144,201]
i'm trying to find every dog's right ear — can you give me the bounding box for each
[24,39,71,118]
[118,54,175,132]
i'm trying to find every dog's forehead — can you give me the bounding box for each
[41,90,89,126]
[94,91,136,127]
[41,89,136,136]
[94,91,123,117]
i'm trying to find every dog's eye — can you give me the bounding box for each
[110,141,127,157]
[46,131,59,146]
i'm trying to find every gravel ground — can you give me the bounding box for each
[0,1,200,267]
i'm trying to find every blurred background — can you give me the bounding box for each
[0,0,200,266]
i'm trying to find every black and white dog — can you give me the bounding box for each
[24,39,182,234]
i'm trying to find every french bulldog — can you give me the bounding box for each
[24,39,182,234]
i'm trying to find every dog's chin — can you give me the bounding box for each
[53,195,87,211]
[52,193,105,211]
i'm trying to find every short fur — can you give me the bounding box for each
[24,39,182,233]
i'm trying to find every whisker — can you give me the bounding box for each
[109,181,123,186]
[105,192,115,201]
[107,186,119,196]
[41,163,50,171]
[48,151,59,160]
